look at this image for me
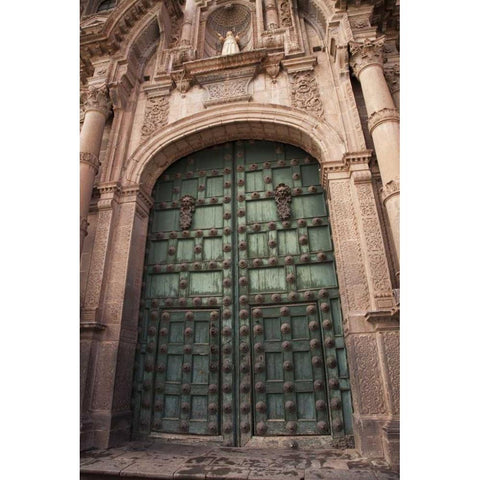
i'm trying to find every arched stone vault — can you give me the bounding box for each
[123,102,347,194]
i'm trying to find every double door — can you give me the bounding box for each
[133,140,352,446]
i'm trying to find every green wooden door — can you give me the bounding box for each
[133,141,353,446]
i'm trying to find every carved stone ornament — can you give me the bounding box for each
[279,0,293,28]
[141,95,169,138]
[83,84,111,117]
[179,195,196,230]
[274,183,292,220]
[263,53,284,83]
[171,70,192,94]
[384,64,400,93]
[290,71,324,119]
[183,51,266,108]
[367,107,399,134]
[381,178,400,202]
[349,38,385,78]
[204,78,251,106]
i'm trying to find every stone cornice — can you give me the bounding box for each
[183,50,268,77]
[281,55,317,73]
[321,150,373,189]
[367,107,399,134]
[97,181,122,196]
[365,307,400,332]
[349,37,384,78]
[120,184,154,217]
[82,84,112,118]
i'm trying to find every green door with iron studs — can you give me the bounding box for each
[132,140,353,446]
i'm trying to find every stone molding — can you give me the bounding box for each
[80,152,100,173]
[367,107,399,134]
[349,37,384,78]
[381,178,400,203]
[83,84,112,118]
[125,104,347,191]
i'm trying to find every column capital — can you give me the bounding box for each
[80,152,100,173]
[367,107,399,134]
[83,84,112,118]
[349,37,385,78]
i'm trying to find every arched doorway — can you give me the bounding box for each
[132,140,353,446]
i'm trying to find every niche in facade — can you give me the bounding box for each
[204,4,253,58]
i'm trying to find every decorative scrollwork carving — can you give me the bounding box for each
[279,1,293,28]
[290,71,324,119]
[179,195,196,230]
[141,95,169,138]
[274,183,292,220]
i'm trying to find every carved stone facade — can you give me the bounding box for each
[80,0,400,467]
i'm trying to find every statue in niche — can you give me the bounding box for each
[216,31,241,55]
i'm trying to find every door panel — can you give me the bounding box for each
[133,140,353,446]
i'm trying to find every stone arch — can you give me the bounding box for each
[123,103,347,194]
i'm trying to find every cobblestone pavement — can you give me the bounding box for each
[80,440,399,479]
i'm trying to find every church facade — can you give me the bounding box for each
[80,0,400,466]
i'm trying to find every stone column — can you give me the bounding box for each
[180,0,196,45]
[349,38,400,265]
[80,84,111,254]
[264,0,279,29]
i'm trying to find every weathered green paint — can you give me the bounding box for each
[132,140,353,445]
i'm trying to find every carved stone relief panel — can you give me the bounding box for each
[328,179,370,313]
[352,174,394,308]
[347,334,387,415]
[204,78,252,106]
[289,70,324,119]
[141,93,169,138]
[279,0,293,28]
[83,188,120,316]
[381,331,400,415]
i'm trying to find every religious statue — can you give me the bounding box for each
[216,30,241,55]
